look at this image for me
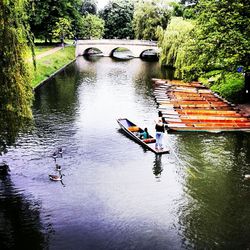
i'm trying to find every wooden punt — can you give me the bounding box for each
[167,125,250,133]
[177,110,242,117]
[152,78,250,132]
[175,115,249,121]
[117,118,169,154]
[175,103,230,109]
[168,80,205,88]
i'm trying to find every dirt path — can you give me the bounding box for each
[35,46,63,59]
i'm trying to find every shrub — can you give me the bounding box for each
[199,71,244,102]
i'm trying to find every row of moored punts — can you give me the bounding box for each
[152,79,250,133]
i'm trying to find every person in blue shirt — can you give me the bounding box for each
[140,128,149,139]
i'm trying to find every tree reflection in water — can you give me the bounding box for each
[0,111,33,156]
[0,111,49,249]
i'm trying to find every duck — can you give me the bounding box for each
[55,164,62,171]
[52,148,63,161]
[58,147,63,155]
[49,173,64,181]
[52,152,58,161]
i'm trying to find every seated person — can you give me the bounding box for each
[140,128,149,139]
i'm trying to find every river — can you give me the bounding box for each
[0,56,250,250]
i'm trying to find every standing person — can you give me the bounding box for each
[158,110,166,124]
[158,110,169,131]
[155,118,165,150]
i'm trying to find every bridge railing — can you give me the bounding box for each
[77,39,157,46]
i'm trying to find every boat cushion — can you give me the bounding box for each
[143,138,156,143]
[128,126,140,132]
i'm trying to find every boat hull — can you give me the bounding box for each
[117,118,169,154]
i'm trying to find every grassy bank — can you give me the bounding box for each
[30,46,75,88]
[199,71,245,103]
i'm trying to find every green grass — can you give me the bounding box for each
[30,46,75,88]
[199,71,245,102]
[35,45,55,55]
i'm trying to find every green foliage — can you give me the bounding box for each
[183,7,197,19]
[31,46,75,88]
[52,18,73,43]
[81,0,97,15]
[0,0,33,118]
[133,0,171,40]
[78,14,104,39]
[198,71,244,102]
[198,70,223,86]
[189,0,250,74]
[100,0,135,39]
[157,17,195,78]
[28,0,82,42]
[211,73,244,102]
[169,2,184,17]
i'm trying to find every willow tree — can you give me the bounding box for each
[133,0,171,41]
[0,0,33,118]
[157,17,194,78]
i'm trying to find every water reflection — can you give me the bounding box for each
[176,133,250,249]
[153,154,163,180]
[0,111,33,155]
[0,174,49,249]
[2,57,250,249]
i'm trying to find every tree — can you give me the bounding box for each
[81,0,97,15]
[52,18,73,45]
[185,0,250,79]
[157,17,194,78]
[169,2,184,17]
[99,0,135,39]
[133,0,171,40]
[78,14,104,39]
[0,0,33,118]
[28,0,82,42]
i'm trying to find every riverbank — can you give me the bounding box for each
[30,45,75,88]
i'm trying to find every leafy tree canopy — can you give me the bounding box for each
[133,0,171,40]
[78,14,104,39]
[52,17,73,43]
[157,17,194,78]
[99,0,135,39]
[0,0,33,117]
[28,0,82,42]
[189,0,250,77]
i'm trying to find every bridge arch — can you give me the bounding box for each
[76,39,159,58]
[140,49,159,58]
[109,47,133,58]
[83,47,102,56]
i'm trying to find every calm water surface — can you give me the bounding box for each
[1,57,250,250]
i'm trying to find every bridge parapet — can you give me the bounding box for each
[77,39,157,46]
[76,39,159,58]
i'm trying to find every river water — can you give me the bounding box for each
[1,56,250,250]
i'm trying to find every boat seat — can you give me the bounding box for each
[143,138,156,143]
[128,126,140,132]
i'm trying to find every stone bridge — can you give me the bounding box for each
[75,39,159,58]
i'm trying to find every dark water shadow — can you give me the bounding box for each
[153,154,163,180]
[0,174,50,250]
